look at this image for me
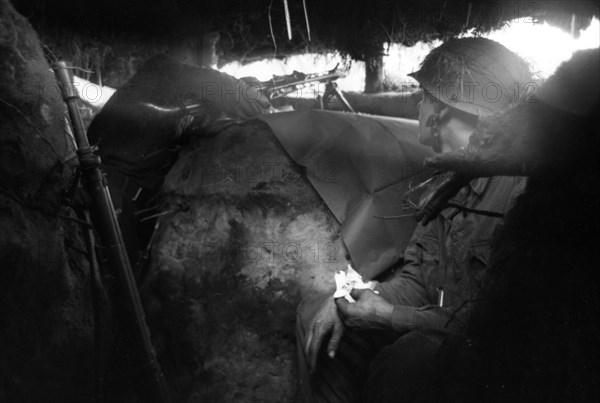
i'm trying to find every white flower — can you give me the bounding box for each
[333,264,378,302]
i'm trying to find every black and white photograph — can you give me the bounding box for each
[1,0,599,402]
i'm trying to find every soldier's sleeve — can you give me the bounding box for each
[374,218,460,333]
[375,222,436,308]
[389,305,456,334]
[180,65,272,119]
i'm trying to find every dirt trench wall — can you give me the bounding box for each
[141,120,348,402]
[1,2,95,401]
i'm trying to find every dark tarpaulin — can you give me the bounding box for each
[257,110,434,279]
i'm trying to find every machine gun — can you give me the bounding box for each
[260,64,355,112]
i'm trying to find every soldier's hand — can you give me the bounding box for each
[336,289,394,330]
[304,297,345,373]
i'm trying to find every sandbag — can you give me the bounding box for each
[141,120,348,402]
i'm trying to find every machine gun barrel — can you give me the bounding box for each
[263,69,345,99]
[53,61,171,403]
[266,72,344,92]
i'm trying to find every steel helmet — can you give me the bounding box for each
[409,38,533,117]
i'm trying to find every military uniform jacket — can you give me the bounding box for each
[376,176,526,333]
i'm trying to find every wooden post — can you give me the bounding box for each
[364,53,384,93]
[202,31,221,68]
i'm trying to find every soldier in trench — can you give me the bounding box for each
[296,37,534,403]
[87,25,273,275]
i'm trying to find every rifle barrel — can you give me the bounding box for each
[53,61,171,403]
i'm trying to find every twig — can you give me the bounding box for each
[65,241,92,256]
[373,213,414,219]
[0,187,92,228]
[302,0,311,42]
[438,1,448,23]
[69,65,94,74]
[402,196,418,211]
[139,209,178,223]
[464,2,472,30]
[0,97,62,159]
[268,0,277,57]
[377,20,393,52]
[283,0,292,40]
[403,172,441,197]
[41,43,59,65]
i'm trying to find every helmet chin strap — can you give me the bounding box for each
[425,103,446,153]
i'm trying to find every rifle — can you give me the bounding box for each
[53,61,171,403]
